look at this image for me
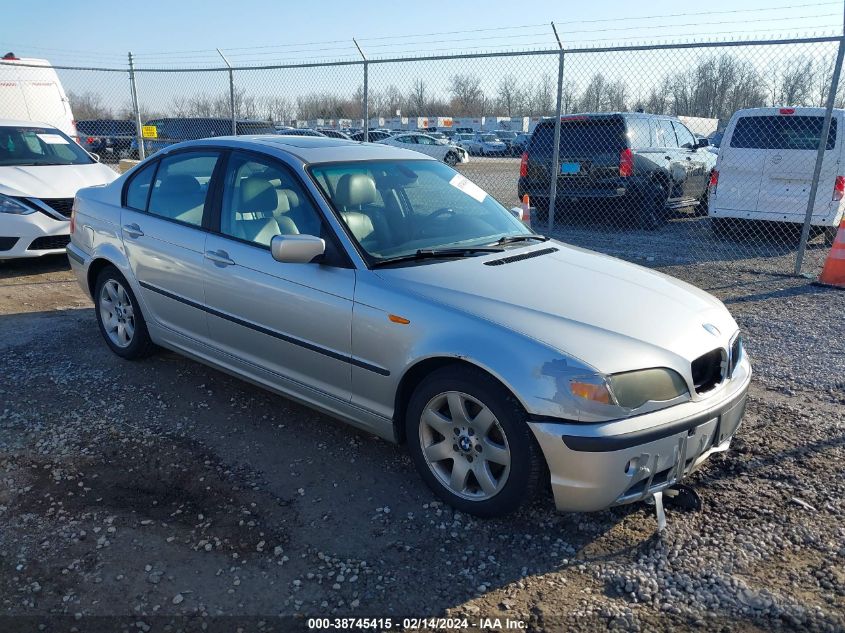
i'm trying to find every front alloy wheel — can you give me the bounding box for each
[419,391,511,500]
[406,365,543,517]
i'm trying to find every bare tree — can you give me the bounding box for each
[449,74,484,115]
[407,79,427,116]
[526,73,554,116]
[496,75,524,116]
[68,91,113,119]
[768,57,814,106]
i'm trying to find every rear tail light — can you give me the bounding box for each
[834,175,845,202]
[779,108,795,115]
[520,151,528,177]
[709,169,719,194]
[86,136,95,144]
[619,148,634,177]
[69,199,77,234]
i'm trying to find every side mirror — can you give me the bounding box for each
[695,138,709,149]
[270,234,325,264]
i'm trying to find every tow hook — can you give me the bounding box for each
[651,484,703,532]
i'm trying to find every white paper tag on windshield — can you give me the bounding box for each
[449,174,487,203]
[36,133,69,145]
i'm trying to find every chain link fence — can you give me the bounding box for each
[1,35,842,279]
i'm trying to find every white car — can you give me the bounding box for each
[0,119,118,259]
[709,107,844,243]
[461,133,508,156]
[378,133,468,166]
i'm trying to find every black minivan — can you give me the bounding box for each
[518,112,716,229]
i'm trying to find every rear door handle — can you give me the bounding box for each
[204,249,235,266]
[664,155,672,161]
[122,223,144,238]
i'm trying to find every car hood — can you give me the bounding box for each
[375,241,737,375]
[0,163,118,198]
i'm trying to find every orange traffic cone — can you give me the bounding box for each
[818,219,845,288]
[521,194,531,228]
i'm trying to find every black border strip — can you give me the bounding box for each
[560,391,747,452]
[66,247,84,264]
[138,281,389,376]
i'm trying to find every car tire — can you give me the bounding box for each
[405,364,544,518]
[637,182,669,230]
[94,265,155,360]
[444,152,459,167]
[695,187,710,217]
[824,225,838,246]
[533,199,550,227]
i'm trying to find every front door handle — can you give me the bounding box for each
[122,223,144,238]
[204,249,235,266]
[664,155,672,161]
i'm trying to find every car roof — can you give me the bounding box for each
[158,135,437,164]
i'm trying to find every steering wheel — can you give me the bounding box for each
[429,207,456,221]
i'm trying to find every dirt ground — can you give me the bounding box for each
[0,255,843,633]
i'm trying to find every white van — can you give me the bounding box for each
[0,53,77,140]
[708,107,844,242]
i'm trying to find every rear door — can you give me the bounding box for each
[714,115,768,211]
[121,150,221,341]
[757,113,839,220]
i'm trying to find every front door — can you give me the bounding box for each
[201,150,356,404]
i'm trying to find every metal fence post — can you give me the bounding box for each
[354,39,368,141]
[127,52,145,161]
[217,49,236,135]
[548,23,565,234]
[795,36,845,274]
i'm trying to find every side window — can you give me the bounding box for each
[416,136,435,145]
[398,136,416,144]
[656,119,678,148]
[627,118,652,148]
[219,151,326,247]
[673,122,696,149]
[124,161,158,211]
[147,151,219,226]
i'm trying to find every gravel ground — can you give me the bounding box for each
[0,248,843,632]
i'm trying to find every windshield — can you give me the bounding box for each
[480,134,498,142]
[496,131,517,139]
[0,125,94,166]
[309,160,531,263]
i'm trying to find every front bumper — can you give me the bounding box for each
[528,357,751,512]
[0,212,70,259]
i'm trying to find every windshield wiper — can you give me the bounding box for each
[493,234,549,245]
[372,246,504,268]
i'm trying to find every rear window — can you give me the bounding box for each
[730,115,837,150]
[529,118,626,155]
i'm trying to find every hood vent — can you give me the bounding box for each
[484,247,557,266]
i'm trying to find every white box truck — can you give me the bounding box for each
[0,53,77,139]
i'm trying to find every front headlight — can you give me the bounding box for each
[609,368,689,410]
[570,368,689,415]
[0,195,35,215]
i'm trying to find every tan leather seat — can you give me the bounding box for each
[334,173,389,245]
[234,178,290,245]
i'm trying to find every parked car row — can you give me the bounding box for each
[518,107,844,241]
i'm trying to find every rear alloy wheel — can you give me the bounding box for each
[406,365,543,517]
[94,266,154,359]
[444,152,459,167]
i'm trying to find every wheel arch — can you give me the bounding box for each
[392,356,525,445]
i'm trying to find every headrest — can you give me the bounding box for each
[239,177,278,214]
[341,211,375,242]
[278,188,300,210]
[157,174,201,198]
[335,173,377,209]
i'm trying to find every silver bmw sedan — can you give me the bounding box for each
[67,136,751,518]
